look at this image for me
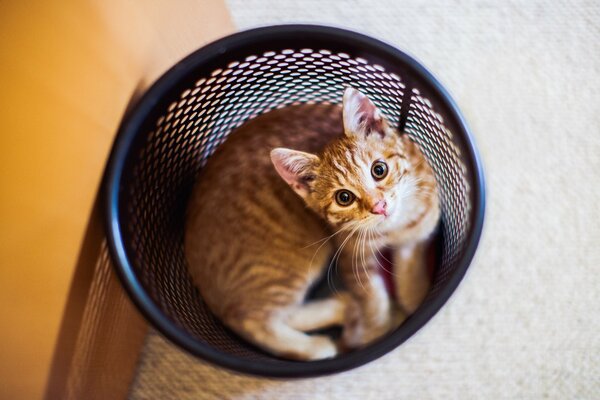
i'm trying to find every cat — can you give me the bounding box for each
[185,88,440,360]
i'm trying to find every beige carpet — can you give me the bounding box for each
[129,1,600,398]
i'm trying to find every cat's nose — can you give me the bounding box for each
[371,200,387,216]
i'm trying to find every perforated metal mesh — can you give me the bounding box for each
[110,27,483,373]
[404,89,471,297]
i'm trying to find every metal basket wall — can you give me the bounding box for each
[105,25,485,377]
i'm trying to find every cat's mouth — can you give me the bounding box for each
[371,210,389,218]
[367,208,400,233]
[372,206,393,221]
[363,214,387,229]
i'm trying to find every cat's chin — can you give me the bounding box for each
[374,211,404,233]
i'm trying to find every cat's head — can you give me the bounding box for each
[271,87,421,232]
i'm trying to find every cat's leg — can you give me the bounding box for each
[338,246,392,348]
[286,296,346,332]
[232,311,338,361]
[393,241,431,315]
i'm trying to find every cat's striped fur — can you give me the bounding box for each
[185,88,440,360]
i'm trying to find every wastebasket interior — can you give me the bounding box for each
[108,26,482,375]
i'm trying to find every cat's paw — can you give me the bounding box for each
[307,335,338,360]
[340,294,396,350]
[277,334,338,361]
[343,319,392,349]
[334,292,365,349]
[340,295,392,349]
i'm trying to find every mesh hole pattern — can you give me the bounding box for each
[112,32,481,371]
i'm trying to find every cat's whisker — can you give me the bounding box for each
[348,224,365,290]
[356,227,369,290]
[326,259,338,296]
[359,227,371,290]
[369,228,394,265]
[327,223,361,292]
[301,226,346,249]
[365,228,387,274]
[350,225,369,292]
[363,227,374,280]
[346,223,364,290]
[352,227,366,291]
[306,224,347,278]
[367,227,396,277]
[326,228,355,296]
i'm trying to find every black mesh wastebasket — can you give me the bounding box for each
[104,25,485,377]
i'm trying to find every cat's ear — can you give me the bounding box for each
[270,148,319,199]
[342,87,388,138]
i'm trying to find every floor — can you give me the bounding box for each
[129,1,600,398]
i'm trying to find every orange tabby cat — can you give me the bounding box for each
[185,88,439,360]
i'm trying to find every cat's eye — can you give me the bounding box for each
[335,190,355,206]
[371,160,388,180]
